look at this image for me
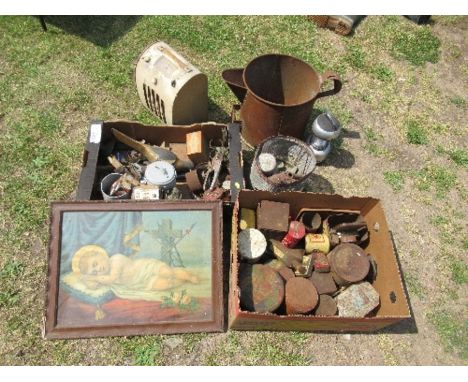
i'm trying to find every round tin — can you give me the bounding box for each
[101,173,131,201]
[305,233,330,254]
[258,153,277,175]
[309,271,338,295]
[281,221,306,248]
[144,161,177,190]
[285,277,319,315]
[314,294,337,316]
[238,264,285,313]
[328,243,370,286]
[238,228,267,263]
[265,259,295,281]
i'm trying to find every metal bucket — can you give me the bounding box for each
[222,54,342,146]
[100,173,131,201]
[250,135,316,192]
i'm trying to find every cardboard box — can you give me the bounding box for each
[229,190,411,332]
[76,120,243,202]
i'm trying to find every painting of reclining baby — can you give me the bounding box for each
[56,210,213,327]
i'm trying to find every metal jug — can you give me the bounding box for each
[222,54,342,147]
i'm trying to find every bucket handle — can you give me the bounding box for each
[316,71,342,99]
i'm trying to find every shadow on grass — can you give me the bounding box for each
[38,16,141,47]
[208,98,231,123]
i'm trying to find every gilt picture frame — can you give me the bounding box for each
[44,200,223,339]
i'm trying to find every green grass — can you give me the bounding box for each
[449,260,468,285]
[427,311,468,360]
[406,119,428,145]
[449,96,465,107]
[0,260,25,308]
[121,336,164,366]
[392,27,441,66]
[415,166,457,198]
[383,170,405,192]
[363,126,390,157]
[346,44,366,70]
[371,64,395,82]
[404,273,424,299]
[448,149,468,167]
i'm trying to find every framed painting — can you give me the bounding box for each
[44,200,224,339]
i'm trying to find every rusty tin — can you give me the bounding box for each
[309,271,338,295]
[265,259,295,281]
[314,295,338,316]
[256,200,290,239]
[335,282,380,317]
[328,243,371,286]
[305,233,330,254]
[282,221,306,248]
[312,252,330,273]
[285,278,319,315]
[238,264,285,313]
[294,255,314,278]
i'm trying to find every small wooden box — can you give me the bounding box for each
[186,130,209,164]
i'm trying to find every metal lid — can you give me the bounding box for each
[258,153,277,175]
[285,277,318,314]
[144,161,177,189]
[328,243,370,284]
[309,271,338,295]
[314,294,337,316]
[238,228,267,263]
[238,264,284,313]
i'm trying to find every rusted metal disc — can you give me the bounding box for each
[328,243,370,286]
[238,264,284,313]
[314,294,338,316]
[309,271,338,295]
[265,259,296,281]
[285,277,318,315]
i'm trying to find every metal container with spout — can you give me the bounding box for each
[222,54,342,147]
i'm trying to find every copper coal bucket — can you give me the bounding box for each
[222,54,342,147]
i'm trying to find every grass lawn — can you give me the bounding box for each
[0,15,467,365]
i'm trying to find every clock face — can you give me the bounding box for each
[145,161,176,188]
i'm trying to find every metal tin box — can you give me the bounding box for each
[229,190,411,332]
